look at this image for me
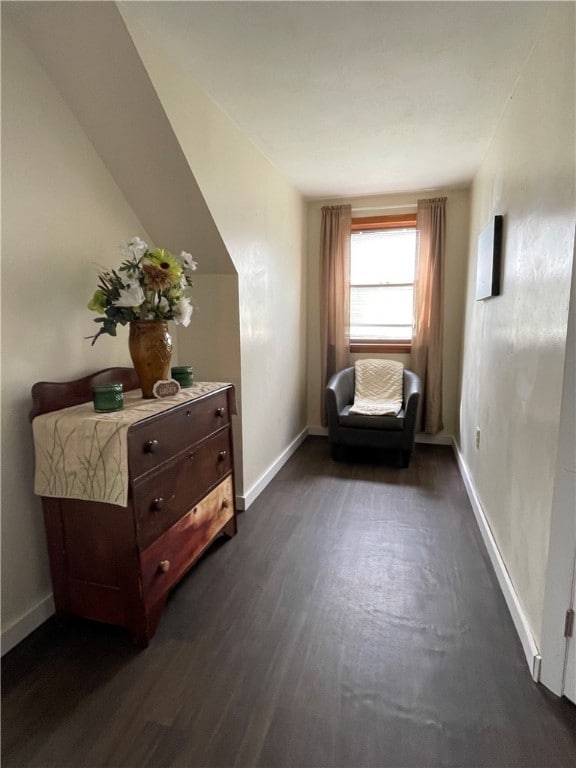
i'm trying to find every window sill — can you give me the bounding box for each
[350,341,412,354]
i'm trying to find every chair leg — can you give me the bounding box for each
[400,449,412,468]
[331,444,342,462]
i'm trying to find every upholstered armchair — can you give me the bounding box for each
[325,366,421,467]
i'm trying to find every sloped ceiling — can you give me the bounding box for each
[6,1,551,210]
[4,1,235,274]
[121,1,548,198]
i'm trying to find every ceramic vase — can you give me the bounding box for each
[128,320,173,398]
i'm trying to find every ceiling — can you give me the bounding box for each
[123,1,548,199]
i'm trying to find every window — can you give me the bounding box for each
[350,214,418,353]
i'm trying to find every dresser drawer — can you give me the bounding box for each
[133,427,232,549]
[140,476,235,608]
[128,390,230,479]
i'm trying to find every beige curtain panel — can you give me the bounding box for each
[411,197,446,434]
[320,204,351,424]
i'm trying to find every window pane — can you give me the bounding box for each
[350,286,413,340]
[350,229,417,285]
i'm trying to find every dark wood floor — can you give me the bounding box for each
[3,439,576,768]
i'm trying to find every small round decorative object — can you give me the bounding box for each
[171,366,194,387]
[92,383,124,413]
[152,379,180,399]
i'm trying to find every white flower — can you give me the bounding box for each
[120,236,148,260]
[88,238,197,344]
[178,251,198,273]
[157,296,170,313]
[114,281,145,308]
[174,296,193,327]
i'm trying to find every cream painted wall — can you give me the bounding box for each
[176,274,244,492]
[1,22,157,637]
[121,8,307,499]
[7,1,234,277]
[458,4,575,646]
[307,189,470,436]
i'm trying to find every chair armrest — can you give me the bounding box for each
[403,369,422,433]
[325,367,355,434]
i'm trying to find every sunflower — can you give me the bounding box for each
[142,248,182,292]
[87,237,197,344]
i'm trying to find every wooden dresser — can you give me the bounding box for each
[30,367,237,646]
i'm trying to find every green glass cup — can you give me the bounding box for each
[92,383,124,413]
[171,366,194,387]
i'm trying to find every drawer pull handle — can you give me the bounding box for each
[158,560,170,573]
[186,409,192,417]
[189,452,195,461]
[152,498,164,511]
[144,439,159,454]
[218,450,227,461]
[215,407,225,417]
[222,498,230,509]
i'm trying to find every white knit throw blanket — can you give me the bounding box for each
[349,359,404,416]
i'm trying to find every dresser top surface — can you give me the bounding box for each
[32,383,234,508]
[33,382,232,425]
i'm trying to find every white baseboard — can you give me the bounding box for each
[452,440,541,681]
[1,594,55,656]
[237,428,308,511]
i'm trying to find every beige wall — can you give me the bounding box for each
[307,189,470,436]
[459,4,575,646]
[1,22,152,637]
[176,274,244,488]
[122,8,308,499]
[6,1,235,277]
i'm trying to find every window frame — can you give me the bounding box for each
[349,213,417,354]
